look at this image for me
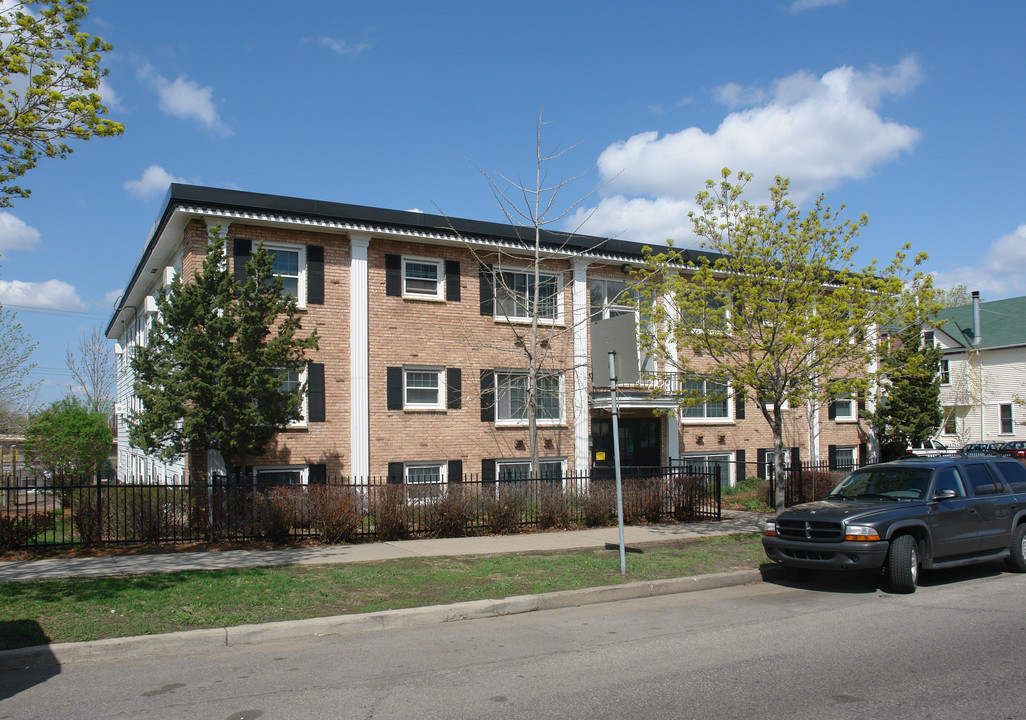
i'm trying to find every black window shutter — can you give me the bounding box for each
[445,260,461,301]
[307,245,324,304]
[386,367,403,410]
[828,445,838,470]
[756,449,767,480]
[479,264,494,315]
[447,368,462,409]
[385,254,401,296]
[735,449,746,481]
[828,401,837,420]
[482,458,496,490]
[858,443,868,466]
[234,239,252,285]
[790,447,800,469]
[448,459,463,484]
[387,462,403,485]
[857,393,866,412]
[308,363,325,422]
[308,464,326,485]
[735,391,745,420]
[480,370,495,422]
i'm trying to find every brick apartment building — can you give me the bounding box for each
[106,184,870,487]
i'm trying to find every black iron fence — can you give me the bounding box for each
[771,461,862,507]
[0,466,720,549]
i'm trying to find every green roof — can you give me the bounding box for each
[933,295,1026,349]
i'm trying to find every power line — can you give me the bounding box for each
[2,303,110,319]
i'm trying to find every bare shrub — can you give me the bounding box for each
[580,482,616,527]
[536,484,570,530]
[70,490,102,547]
[670,474,706,521]
[485,487,527,535]
[622,478,663,524]
[801,470,841,502]
[309,486,363,544]
[371,484,410,541]
[427,486,474,538]
[254,487,300,542]
[0,513,55,550]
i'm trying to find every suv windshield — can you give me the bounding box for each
[829,467,932,500]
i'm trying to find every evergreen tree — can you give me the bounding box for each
[129,229,318,477]
[865,324,943,461]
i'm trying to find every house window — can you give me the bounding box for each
[763,449,790,480]
[680,377,730,421]
[266,244,304,301]
[589,278,653,374]
[1000,404,1014,434]
[255,465,308,485]
[279,366,308,425]
[943,412,957,435]
[494,268,561,322]
[833,397,855,421]
[833,447,857,471]
[680,291,730,333]
[405,462,446,502]
[402,257,443,299]
[495,371,563,425]
[404,367,444,410]
[939,359,950,385]
[683,452,732,488]
[495,458,565,482]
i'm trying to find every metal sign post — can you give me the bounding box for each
[608,351,627,575]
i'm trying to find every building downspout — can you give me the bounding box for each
[972,291,983,440]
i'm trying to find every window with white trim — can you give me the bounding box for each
[589,278,653,373]
[833,397,855,421]
[833,446,856,471]
[402,257,443,300]
[495,458,565,481]
[255,465,308,485]
[405,462,446,503]
[683,452,733,488]
[680,291,730,334]
[495,371,564,425]
[1000,403,1014,434]
[939,358,950,385]
[943,412,957,435]
[680,377,730,421]
[279,366,308,425]
[265,243,306,305]
[494,268,561,322]
[403,367,444,410]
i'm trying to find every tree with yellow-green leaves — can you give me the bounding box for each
[0,0,123,206]
[634,169,936,512]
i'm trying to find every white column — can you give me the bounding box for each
[662,272,682,464]
[350,233,371,482]
[572,258,591,481]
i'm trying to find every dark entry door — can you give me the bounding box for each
[591,418,661,476]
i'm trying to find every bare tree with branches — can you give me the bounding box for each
[66,327,115,416]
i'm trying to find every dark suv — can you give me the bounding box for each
[762,456,1026,593]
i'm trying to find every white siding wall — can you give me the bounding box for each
[938,345,1026,445]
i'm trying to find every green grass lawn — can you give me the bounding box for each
[0,533,767,651]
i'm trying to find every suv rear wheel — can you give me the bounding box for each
[1006,524,1026,573]
[886,534,919,593]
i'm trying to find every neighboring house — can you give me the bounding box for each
[926,291,1026,447]
[106,184,868,487]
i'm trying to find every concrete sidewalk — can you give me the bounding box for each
[0,510,766,582]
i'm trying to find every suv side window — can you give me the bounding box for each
[933,467,967,497]
[965,463,1002,496]
[993,460,1026,493]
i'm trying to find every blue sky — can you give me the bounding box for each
[2,0,1024,406]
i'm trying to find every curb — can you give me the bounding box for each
[0,568,769,670]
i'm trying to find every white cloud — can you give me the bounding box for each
[98,78,123,112]
[0,279,86,311]
[0,212,40,251]
[573,58,923,244]
[103,288,124,308]
[124,165,186,199]
[138,64,231,135]
[315,36,371,58]
[931,224,1026,300]
[790,0,847,11]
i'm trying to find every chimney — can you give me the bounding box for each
[971,291,982,346]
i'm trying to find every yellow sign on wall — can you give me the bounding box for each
[595,451,606,461]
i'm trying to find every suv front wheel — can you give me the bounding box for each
[886,534,920,594]
[1006,524,1026,573]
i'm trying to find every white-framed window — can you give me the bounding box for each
[403,367,444,410]
[589,278,653,374]
[402,256,444,300]
[681,291,730,334]
[405,462,446,503]
[279,366,308,426]
[833,446,857,471]
[833,397,855,421]
[1000,404,1014,434]
[494,267,562,322]
[683,452,733,488]
[763,449,790,480]
[495,370,564,425]
[680,377,730,421]
[943,412,957,435]
[255,465,308,485]
[265,242,306,306]
[939,358,950,385]
[495,458,566,482]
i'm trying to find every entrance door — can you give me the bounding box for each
[591,418,661,477]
